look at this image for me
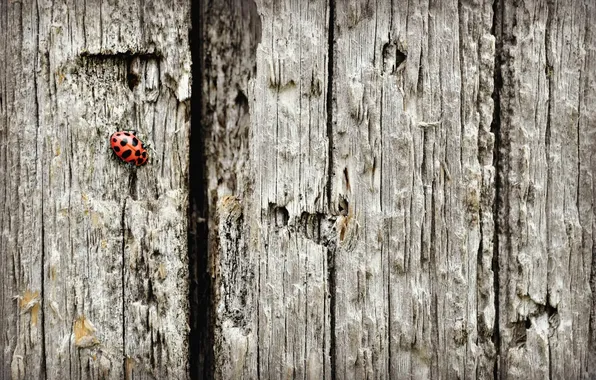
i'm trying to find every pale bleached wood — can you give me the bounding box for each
[582,5,596,377]
[1,0,191,378]
[497,0,596,378]
[1,1,45,378]
[229,0,333,378]
[208,0,596,377]
[331,1,495,378]
[253,0,332,376]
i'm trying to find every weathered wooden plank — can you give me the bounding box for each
[582,6,596,378]
[212,0,333,378]
[250,0,332,374]
[1,0,46,378]
[0,2,15,376]
[459,1,498,377]
[199,1,261,379]
[41,57,128,380]
[543,2,593,377]
[3,0,595,378]
[497,0,595,378]
[331,1,495,378]
[1,0,191,378]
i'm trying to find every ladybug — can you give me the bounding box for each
[110,131,149,166]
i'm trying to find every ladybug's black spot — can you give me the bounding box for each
[132,137,139,147]
[124,132,131,137]
[121,149,132,159]
[135,150,141,156]
[112,138,117,142]
[142,151,147,158]
[120,138,128,146]
[117,133,122,136]
[113,146,120,153]
[137,158,144,165]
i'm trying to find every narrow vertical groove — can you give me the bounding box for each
[326,247,336,380]
[325,1,336,379]
[575,68,582,218]
[0,3,6,374]
[430,181,440,378]
[457,0,465,169]
[591,240,596,374]
[589,6,596,371]
[490,0,503,378]
[544,2,554,379]
[326,0,335,211]
[189,0,212,378]
[34,0,47,377]
[120,198,127,376]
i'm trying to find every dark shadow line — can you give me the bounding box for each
[189,0,212,379]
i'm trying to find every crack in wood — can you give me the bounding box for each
[544,3,554,379]
[491,1,504,378]
[326,2,337,377]
[188,0,212,378]
[120,198,127,377]
[268,204,337,248]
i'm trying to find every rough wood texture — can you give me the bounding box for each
[200,0,261,378]
[3,0,596,378]
[0,1,191,378]
[249,2,333,377]
[330,0,496,378]
[208,0,333,378]
[208,0,596,379]
[257,0,330,375]
[496,0,596,378]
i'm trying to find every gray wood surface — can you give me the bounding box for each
[208,0,596,379]
[200,1,261,378]
[1,0,191,378]
[497,0,595,378]
[331,1,495,378]
[2,0,595,378]
[209,0,333,378]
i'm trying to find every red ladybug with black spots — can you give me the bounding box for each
[110,131,149,166]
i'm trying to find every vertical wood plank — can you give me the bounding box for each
[200,1,262,378]
[1,0,191,378]
[248,0,332,378]
[206,0,333,378]
[583,5,596,377]
[202,0,260,201]
[497,0,596,377]
[1,0,46,378]
[459,2,498,378]
[331,1,495,378]
[542,2,592,376]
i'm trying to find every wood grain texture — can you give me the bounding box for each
[209,0,333,378]
[1,1,45,377]
[199,0,261,378]
[331,1,495,378]
[250,0,332,377]
[3,0,596,378]
[0,0,191,378]
[496,0,596,378]
[207,0,596,378]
